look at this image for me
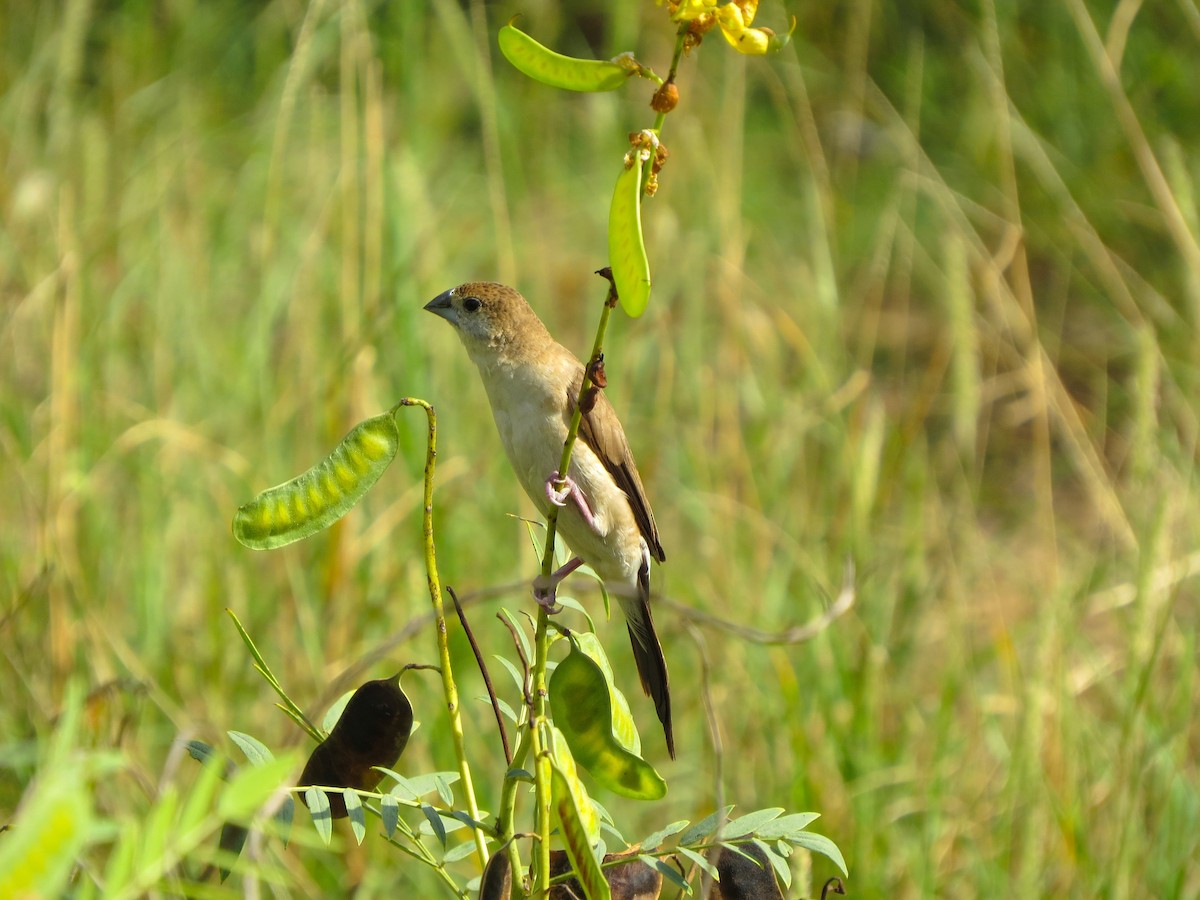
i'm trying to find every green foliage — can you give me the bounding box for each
[3,0,1200,897]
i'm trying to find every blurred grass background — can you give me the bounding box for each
[3,0,1199,895]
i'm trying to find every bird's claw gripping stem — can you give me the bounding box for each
[544,471,600,532]
[532,557,585,613]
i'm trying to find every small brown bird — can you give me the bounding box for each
[425,282,674,758]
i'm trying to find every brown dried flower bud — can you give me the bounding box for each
[650,79,680,113]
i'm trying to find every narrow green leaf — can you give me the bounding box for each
[789,831,848,877]
[679,806,734,847]
[434,774,454,807]
[498,608,533,664]
[219,756,294,822]
[227,731,274,767]
[344,791,366,845]
[422,804,447,847]
[756,839,792,889]
[754,812,821,841]
[480,695,519,723]
[443,840,479,863]
[639,854,690,893]
[180,750,224,833]
[273,795,295,847]
[321,690,354,734]
[492,654,527,693]
[678,846,719,881]
[305,787,333,846]
[723,807,784,840]
[185,740,220,769]
[381,794,400,838]
[382,770,460,799]
[639,819,689,851]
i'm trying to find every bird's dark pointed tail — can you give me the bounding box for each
[626,567,674,758]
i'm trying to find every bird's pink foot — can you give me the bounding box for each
[531,557,585,613]
[544,471,599,532]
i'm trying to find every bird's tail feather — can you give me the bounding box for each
[623,567,674,759]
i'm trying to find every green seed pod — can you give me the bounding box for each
[232,412,400,550]
[568,631,642,756]
[608,146,652,318]
[550,636,667,800]
[498,22,633,92]
[548,727,610,900]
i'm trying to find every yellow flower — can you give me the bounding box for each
[670,0,719,21]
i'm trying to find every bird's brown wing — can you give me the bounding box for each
[568,374,666,562]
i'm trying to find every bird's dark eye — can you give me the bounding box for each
[463,296,482,312]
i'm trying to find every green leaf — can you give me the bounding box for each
[218,755,294,822]
[305,787,333,846]
[492,654,527,693]
[723,807,784,839]
[422,804,447,847]
[381,770,460,800]
[639,854,690,893]
[185,740,221,770]
[227,731,274,767]
[443,840,479,863]
[481,695,519,724]
[789,830,849,876]
[273,795,295,846]
[679,806,734,846]
[343,790,366,845]
[434,774,454,807]
[497,608,533,664]
[753,812,820,840]
[381,794,400,838]
[756,839,792,890]
[677,845,719,881]
[321,689,354,734]
[639,819,689,851]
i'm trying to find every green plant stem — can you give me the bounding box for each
[529,277,619,894]
[381,818,466,899]
[497,728,532,891]
[396,398,489,871]
[530,611,554,894]
[651,26,689,135]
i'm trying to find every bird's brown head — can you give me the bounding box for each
[424,282,548,364]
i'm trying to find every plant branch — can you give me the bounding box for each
[527,270,620,894]
[449,585,511,765]
[395,397,489,871]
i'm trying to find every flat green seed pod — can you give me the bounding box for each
[233,412,400,550]
[498,23,632,92]
[608,152,652,317]
[550,639,667,800]
[569,631,642,756]
[548,727,609,900]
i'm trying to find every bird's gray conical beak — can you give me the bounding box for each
[424,290,454,320]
